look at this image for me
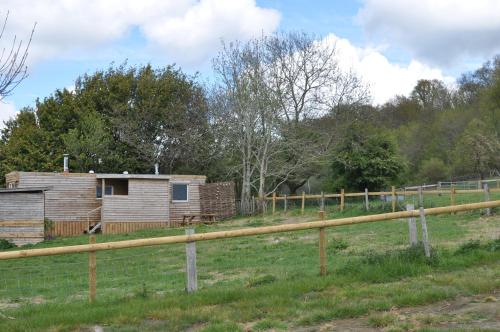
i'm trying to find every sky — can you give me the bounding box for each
[1,0,500,127]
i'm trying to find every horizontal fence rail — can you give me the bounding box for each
[1,200,499,261]
[265,188,500,200]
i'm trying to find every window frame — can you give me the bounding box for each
[171,182,189,203]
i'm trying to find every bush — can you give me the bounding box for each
[417,158,449,183]
[0,239,16,250]
[454,240,481,255]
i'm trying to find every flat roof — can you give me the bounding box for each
[6,171,206,181]
[96,174,206,180]
[0,187,51,193]
[96,174,171,180]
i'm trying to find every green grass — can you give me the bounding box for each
[0,193,499,331]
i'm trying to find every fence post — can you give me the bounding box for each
[284,195,288,213]
[418,186,423,208]
[301,191,305,215]
[364,188,369,211]
[319,210,326,276]
[320,191,325,214]
[419,207,431,258]
[272,192,276,215]
[483,183,491,216]
[406,204,417,246]
[437,181,441,190]
[88,235,96,303]
[391,186,396,212]
[450,185,456,214]
[185,228,197,292]
[340,189,345,212]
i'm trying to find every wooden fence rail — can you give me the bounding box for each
[0,200,498,261]
[0,200,498,302]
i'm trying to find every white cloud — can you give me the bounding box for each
[0,0,280,66]
[357,0,500,66]
[0,100,18,129]
[324,34,454,105]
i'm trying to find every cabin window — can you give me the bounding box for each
[96,185,113,198]
[97,179,129,197]
[172,183,188,202]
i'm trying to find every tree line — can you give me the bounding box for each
[1,32,499,214]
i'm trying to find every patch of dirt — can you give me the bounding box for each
[296,291,500,331]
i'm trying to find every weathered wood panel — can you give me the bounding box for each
[15,173,101,233]
[200,182,236,220]
[0,191,44,245]
[103,222,168,234]
[45,221,90,237]
[102,179,170,222]
[169,177,206,226]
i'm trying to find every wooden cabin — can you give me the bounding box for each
[1,171,212,238]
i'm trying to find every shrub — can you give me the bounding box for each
[0,239,16,250]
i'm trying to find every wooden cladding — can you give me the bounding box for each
[103,222,169,234]
[14,172,101,225]
[0,191,44,245]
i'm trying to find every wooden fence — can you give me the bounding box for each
[0,199,499,303]
[266,184,500,215]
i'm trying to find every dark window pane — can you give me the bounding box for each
[96,186,102,198]
[105,186,113,195]
[172,184,188,201]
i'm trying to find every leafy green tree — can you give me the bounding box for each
[62,112,118,172]
[0,108,52,177]
[452,119,500,179]
[329,125,407,191]
[417,158,450,183]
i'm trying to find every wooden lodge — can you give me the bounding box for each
[0,170,236,245]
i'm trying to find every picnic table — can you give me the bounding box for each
[181,213,217,226]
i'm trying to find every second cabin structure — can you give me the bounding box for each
[2,170,233,239]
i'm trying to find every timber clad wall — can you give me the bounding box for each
[101,179,170,223]
[0,191,44,245]
[16,172,101,223]
[200,182,236,219]
[13,172,101,237]
[169,177,206,226]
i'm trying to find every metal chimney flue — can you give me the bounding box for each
[154,163,159,175]
[63,154,69,173]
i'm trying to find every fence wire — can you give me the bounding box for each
[0,188,498,307]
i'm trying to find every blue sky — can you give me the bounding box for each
[1,0,500,126]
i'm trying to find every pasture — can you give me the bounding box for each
[0,193,499,331]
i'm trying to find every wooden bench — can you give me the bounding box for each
[181,214,217,226]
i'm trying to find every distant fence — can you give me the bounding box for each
[265,184,500,215]
[0,199,499,303]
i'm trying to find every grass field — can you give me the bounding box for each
[0,194,499,331]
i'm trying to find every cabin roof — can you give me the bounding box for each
[0,187,51,193]
[5,171,206,181]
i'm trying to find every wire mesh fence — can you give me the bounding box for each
[0,191,499,308]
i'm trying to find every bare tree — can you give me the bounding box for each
[0,11,35,100]
[266,32,369,193]
[213,38,280,213]
[213,32,368,213]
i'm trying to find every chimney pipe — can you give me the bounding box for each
[63,154,69,173]
[154,163,159,175]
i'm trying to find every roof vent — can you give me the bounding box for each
[123,171,129,175]
[154,163,159,175]
[89,170,95,174]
